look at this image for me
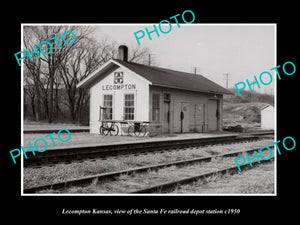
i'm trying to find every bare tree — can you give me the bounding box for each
[24,25,94,122]
[24,25,150,123]
[128,45,150,64]
[23,40,44,120]
[23,69,36,119]
[59,37,117,122]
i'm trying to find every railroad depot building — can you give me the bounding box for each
[77,46,232,135]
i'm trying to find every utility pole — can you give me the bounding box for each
[223,73,230,88]
[148,54,156,66]
[193,67,200,75]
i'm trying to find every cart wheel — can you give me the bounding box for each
[128,125,135,136]
[101,126,110,136]
[134,127,140,137]
[139,126,147,137]
[110,124,119,136]
[99,126,104,135]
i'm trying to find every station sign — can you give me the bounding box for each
[102,72,137,91]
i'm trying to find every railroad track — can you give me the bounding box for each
[24,146,273,194]
[131,159,273,193]
[24,134,271,167]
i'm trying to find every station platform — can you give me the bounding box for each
[23,130,241,151]
[24,127,89,134]
[23,122,89,134]
[23,120,273,151]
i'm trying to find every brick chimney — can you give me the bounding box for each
[118,45,128,62]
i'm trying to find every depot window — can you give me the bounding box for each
[124,94,134,120]
[152,93,160,121]
[103,94,113,120]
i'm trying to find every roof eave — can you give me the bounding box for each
[151,84,234,95]
[76,59,116,89]
[112,59,152,85]
[77,59,152,89]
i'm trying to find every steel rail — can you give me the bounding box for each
[130,158,274,193]
[24,135,262,167]
[24,147,266,193]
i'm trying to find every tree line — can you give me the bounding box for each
[23,25,149,124]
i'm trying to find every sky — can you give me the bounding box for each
[93,24,275,94]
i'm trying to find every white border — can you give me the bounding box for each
[274,24,277,196]
[21,23,277,197]
[21,25,24,193]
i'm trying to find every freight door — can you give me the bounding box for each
[174,101,189,133]
[208,99,219,131]
[163,101,170,133]
[163,93,171,133]
[193,104,205,132]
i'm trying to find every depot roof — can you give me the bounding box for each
[77,58,233,95]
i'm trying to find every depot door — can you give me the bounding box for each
[174,101,189,133]
[208,99,219,131]
[163,101,170,133]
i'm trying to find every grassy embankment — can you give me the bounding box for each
[223,88,274,129]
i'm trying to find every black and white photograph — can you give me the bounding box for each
[4,5,298,221]
[21,24,276,195]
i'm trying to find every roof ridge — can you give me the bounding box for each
[113,58,172,74]
[111,58,233,95]
[113,58,206,78]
